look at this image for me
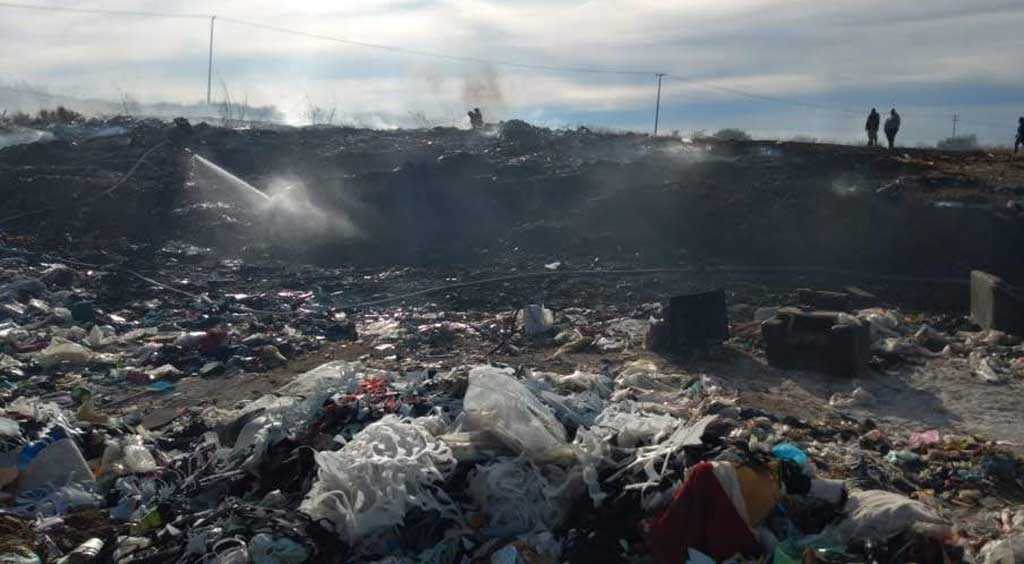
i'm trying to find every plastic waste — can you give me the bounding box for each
[147,381,176,393]
[592,403,679,448]
[85,325,117,349]
[15,434,94,494]
[978,536,1024,564]
[857,308,903,342]
[975,356,1008,384]
[771,442,808,467]
[0,553,42,564]
[100,436,158,477]
[300,415,458,544]
[0,417,22,440]
[522,305,554,335]
[829,489,952,543]
[772,530,847,564]
[885,449,921,465]
[212,545,250,564]
[685,548,716,564]
[468,457,583,536]
[55,538,103,564]
[829,387,876,408]
[573,428,610,507]
[248,534,309,564]
[490,533,562,564]
[909,429,941,449]
[462,366,571,463]
[112,537,151,562]
[228,361,370,465]
[13,482,102,517]
[32,337,96,368]
[532,370,610,396]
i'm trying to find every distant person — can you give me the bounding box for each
[468,108,483,130]
[884,108,901,150]
[865,108,880,146]
[1016,117,1023,155]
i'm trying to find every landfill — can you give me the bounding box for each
[0,117,1022,563]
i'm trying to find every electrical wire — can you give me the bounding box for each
[0,0,207,19]
[217,16,660,76]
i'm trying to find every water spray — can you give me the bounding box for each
[190,152,270,206]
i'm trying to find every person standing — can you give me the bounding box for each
[865,108,880,146]
[468,108,483,130]
[1016,117,1023,155]
[884,108,901,150]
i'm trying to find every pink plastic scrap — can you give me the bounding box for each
[909,429,940,449]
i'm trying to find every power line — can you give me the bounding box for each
[217,16,660,76]
[664,74,861,115]
[0,0,207,19]
[0,1,661,76]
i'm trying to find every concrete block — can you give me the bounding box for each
[971,270,1024,336]
[668,289,729,348]
[762,308,869,377]
[796,288,850,310]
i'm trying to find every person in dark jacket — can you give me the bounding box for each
[884,108,901,150]
[865,108,880,146]
[1016,117,1023,155]
[468,108,483,130]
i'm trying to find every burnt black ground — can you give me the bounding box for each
[2,119,1023,283]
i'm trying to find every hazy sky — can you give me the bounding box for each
[2,0,1023,143]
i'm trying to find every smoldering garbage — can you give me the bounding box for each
[1,137,1024,562]
[0,328,1020,564]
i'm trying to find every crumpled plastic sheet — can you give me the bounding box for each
[614,360,687,392]
[11,482,103,517]
[530,370,611,397]
[978,535,1024,564]
[532,388,605,431]
[229,361,373,467]
[856,308,904,342]
[592,401,680,448]
[109,475,175,521]
[300,415,460,545]
[468,457,583,536]
[462,366,571,463]
[827,489,952,543]
[572,428,611,507]
[612,414,719,493]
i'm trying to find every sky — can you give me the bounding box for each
[2,0,1023,144]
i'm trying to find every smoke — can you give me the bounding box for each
[261,176,362,240]
[462,66,504,117]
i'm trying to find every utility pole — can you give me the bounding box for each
[206,16,216,105]
[653,73,665,136]
[951,113,959,138]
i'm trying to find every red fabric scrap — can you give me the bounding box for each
[643,461,761,564]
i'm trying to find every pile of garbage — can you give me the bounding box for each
[0,254,359,403]
[3,249,1024,562]
[0,348,1020,563]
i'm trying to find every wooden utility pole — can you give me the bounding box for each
[653,73,665,136]
[207,16,216,105]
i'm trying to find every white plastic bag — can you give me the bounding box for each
[978,536,1024,564]
[300,416,458,544]
[593,402,679,448]
[463,366,570,463]
[468,457,582,535]
[33,337,96,368]
[521,305,554,335]
[831,490,951,543]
